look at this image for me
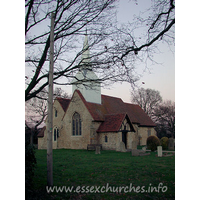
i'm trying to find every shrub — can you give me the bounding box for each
[147,135,160,151]
[25,140,37,197]
[160,137,169,150]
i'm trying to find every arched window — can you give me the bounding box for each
[55,109,58,117]
[53,127,59,141]
[72,112,82,136]
[105,135,108,143]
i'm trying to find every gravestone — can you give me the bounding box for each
[142,146,146,152]
[119,141,126,152]
[131,149,139,156]
[132,141,137,150]
[95,146,101,154]
[168,138,175,150]
[157,146,162,157]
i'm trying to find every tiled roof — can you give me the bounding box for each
[56,97,70,112]
[97,113,126,132]
[125,103,156,127]
[97,113,136,133]
[85,94,128,121]
[75,90,156,127]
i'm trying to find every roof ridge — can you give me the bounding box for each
[56,97,71,115]
[56,97,71,100]
[125,103,156,127]
[124,102,138,105]
[75,90,98,120]
[101,94,123,100]
[124,102,143,109]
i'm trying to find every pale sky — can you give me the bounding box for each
[25,0,175,103]
[64,0,175,103]
[101,0,175,103]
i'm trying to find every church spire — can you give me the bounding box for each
[72,31,101,104]
[81,30,91,70]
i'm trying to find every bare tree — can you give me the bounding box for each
[131,87,162,119]
[119,0,175,60]
[25,87,69,136]
[154,100,175,138]
[54,87,69,98]
[25,0,118,101]
[25,0,175,101]
[25,89,48,130]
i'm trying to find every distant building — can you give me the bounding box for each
[38,34,156,151]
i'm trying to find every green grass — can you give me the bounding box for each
[32,149,175,200]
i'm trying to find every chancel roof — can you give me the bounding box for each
[75,90,156,129]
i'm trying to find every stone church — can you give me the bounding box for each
[38,34,156,151]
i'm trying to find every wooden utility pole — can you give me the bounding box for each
[47,12,55,186]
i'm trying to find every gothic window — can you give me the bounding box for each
[105,135,108,143]
[53,127,59,141]
[55,109,58,117]
[57,129,59,138]
[54,129,56,141]
[72,112,82,136]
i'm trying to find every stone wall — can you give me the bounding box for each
[38,132,47,149]
[126,132,135,149]
[38,99,65,149]
[90,121,101,144]
[126,124,157,146]
[138,127,157,146]
[99,132,117,150]
[99,131,135,151]
[61,91,94,149]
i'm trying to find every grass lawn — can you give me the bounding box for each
[31,149,175,200]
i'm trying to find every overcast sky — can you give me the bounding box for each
[61,0,175,103]
[24,0,175,103]
[101,0,175,103]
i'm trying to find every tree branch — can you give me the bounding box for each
[121,18,175,60]
[25,0,34,35]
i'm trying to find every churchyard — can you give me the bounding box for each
[31,148,175,199]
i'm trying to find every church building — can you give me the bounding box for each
[37,34,156,151]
